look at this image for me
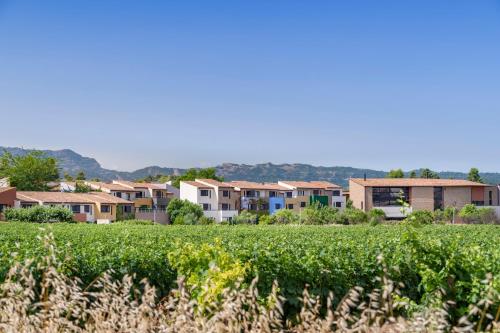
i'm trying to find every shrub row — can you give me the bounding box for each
[4,206,74,223]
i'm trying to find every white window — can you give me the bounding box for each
[83,205,91,213]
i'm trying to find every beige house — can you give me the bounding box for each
[15,191,134,223]
[349,178,499,218]
[278,181,345,212]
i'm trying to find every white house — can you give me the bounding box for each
[180,179,239,222]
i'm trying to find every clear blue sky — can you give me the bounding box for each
[1,1,499,172]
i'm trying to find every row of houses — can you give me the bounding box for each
[179,179,346,222]
[1,176,499,223]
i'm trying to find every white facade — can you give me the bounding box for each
[180,181,238,222]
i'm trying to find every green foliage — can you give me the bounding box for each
[0,151,59,191]
[63,172,74,181]
[198,216,215,225]
[232,210,258,225]
[300,202,338,225]
[173,212,199,225]
[403,210,434,226]
[459,204,498,224]
[171,168,223,188]
[467,167,483,183]
[114,220,154,225]
[269,209,300,224]
[74,181,91,193]
[0,224,498,322]
[257,214,273,225]
[167,239,249,307]
[75,171,86,181]
[368,208,386,225]
[345,199,353,209]
[167,198,203,223]
[409,170,417,178]
[342,208,368,224]
[4,206,74,223]
[420,168,440,179]
[387,168,404,178]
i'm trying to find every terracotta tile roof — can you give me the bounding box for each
[279,181,342,189]
[85,182,136,192]
[350,178,490,187]
[87,192,134,204]
[196,179,235,188]
[16,192,133,205]
[181,181,213,189]
[112,180,167,190]
[17,192,95,204]
[0,187,15,194]
[230,181,289,191]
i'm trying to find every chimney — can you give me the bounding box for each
[364,173,366,181]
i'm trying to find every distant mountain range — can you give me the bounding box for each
[2,147,500,188]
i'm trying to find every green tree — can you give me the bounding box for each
[74,181,91,193]
[420,168,440,179]
[409,170,417,178]
[167,198,204,223]
[75,171,86,181]
[63,172,74,181]
[387,169,404,178]
[171,168,223,188]
[0,151,59,191]
[467,167,483,183]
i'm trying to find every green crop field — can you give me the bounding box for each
[0,223,498,318]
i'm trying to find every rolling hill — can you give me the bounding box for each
[1,147,499,188]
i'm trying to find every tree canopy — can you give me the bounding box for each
[386,169,404,178]
[409,170,417,178]
[467,168,483,183]
[420,168,440,179]
[171,168,223,188]
[0,151,59,191]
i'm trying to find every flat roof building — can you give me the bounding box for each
[349,178,499,219]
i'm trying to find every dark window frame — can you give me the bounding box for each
[372,187,410,207]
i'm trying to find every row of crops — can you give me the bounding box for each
[0,223,498,318]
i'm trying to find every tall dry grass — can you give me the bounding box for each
[0,234,498,332]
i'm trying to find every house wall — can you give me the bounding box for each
[133,198,153,209]
[0,188,16,207]
[284,196,309,212]
[269,197,285,215]
[217,188,240,211]
[484,186,499,206]
[410,187,434,211]
[471,187,484,202]
[95,203,116,221]
[443,187,471,209]
[348,180,367,211]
